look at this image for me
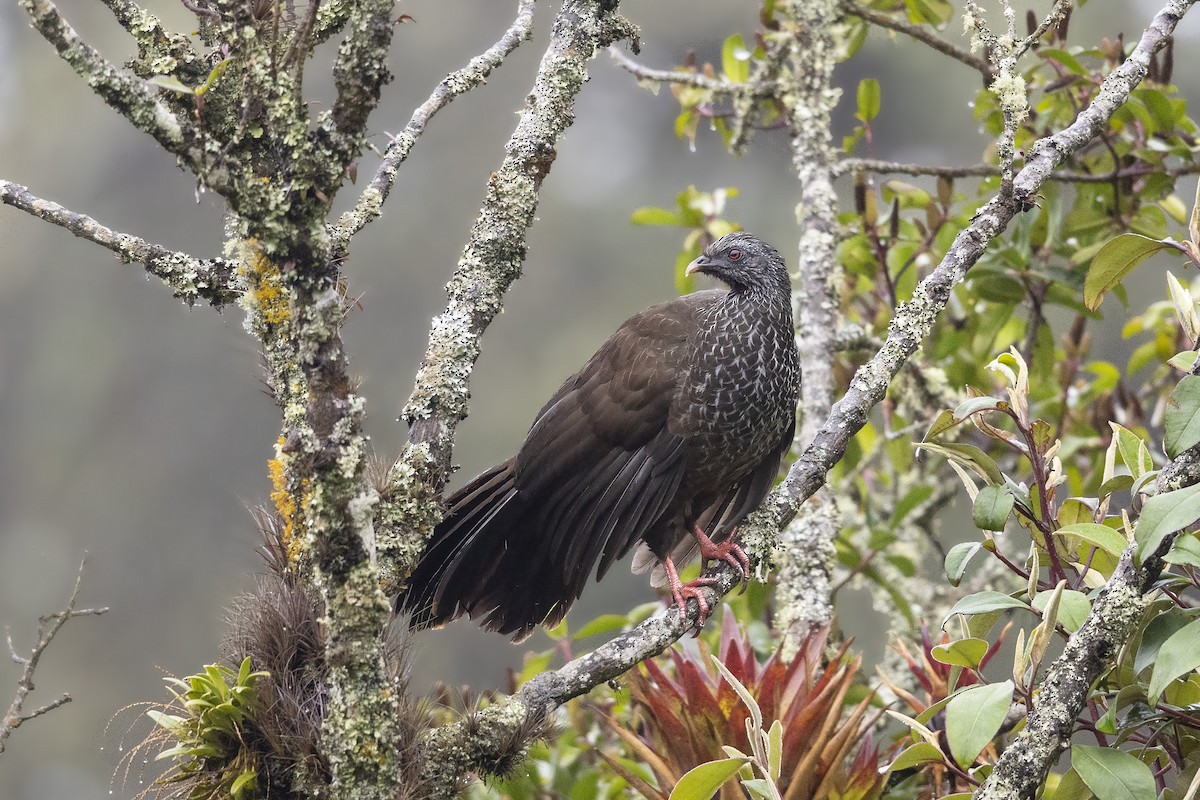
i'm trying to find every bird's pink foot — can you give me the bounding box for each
[662,556,717,629]
[692,524,750,586]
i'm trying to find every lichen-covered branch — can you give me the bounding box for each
[316,0,396,185]
[420,0,1193,782]
[1,558,108,755]
[375,0,638,592]
[0,180,238,307]
[770,0,843,653]
[973,433,1200,800]
[17,0,212,182]
[331,0,538,253]
[844,0,993,82]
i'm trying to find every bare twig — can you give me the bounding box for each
[608,45,775,95]
[331,0,538,252]
[843,1,994,82]
[0,180,238,307]
[1,557,108,755]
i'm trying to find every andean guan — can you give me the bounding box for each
[399,232,800,641]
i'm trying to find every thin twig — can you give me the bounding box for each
[332,0,538,252]
[608,45,776,95]
[0,180,239,307]
[833,157,1200,183]
[843,0,994,82]
[1,557,109,755]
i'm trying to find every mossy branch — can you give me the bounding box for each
[417,0,1195,783]
[0,180,238,307]
[18,0,215,186]
[374,0,638,592]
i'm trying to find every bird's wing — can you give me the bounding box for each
[635,409,795,586]
[513,294,716,594]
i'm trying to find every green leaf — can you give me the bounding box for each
[148,74,194,94]
[766,719,782,782]
[1051,769,1094,800]
[721,35,750,84]
[1165,375,1200,458]
[669,758,751,800]
[944,542,981,586]
[931,638,989,668]
[1071,744,1157,800]
[1057,523,1129,558]
[1164,532,1200,567]
[943,592,1031,626]
[1111,423,1153,479]
[973,485,1015,531]
[1148,616,1200,702]
[944,681,1014,767]
[856,78,881,122]
[230,768,257,800]
[916,442,1004,485]
[710,654,762,730]
[631,207,681,226]
[1032,589,1091,632]
[573,614,629,639]
[891,485,934,528]
[740,779,774,799]
[1084,233,1171,311]
[1134,482,1200,562]
[889,742,945,771]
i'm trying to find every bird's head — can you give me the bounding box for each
[685,232,789,294]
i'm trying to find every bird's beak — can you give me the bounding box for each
[685,254,712,277]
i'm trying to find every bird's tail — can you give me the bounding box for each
[397,459,573,641]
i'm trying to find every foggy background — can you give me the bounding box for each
[1,1,1195,797]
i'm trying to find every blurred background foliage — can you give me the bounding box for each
[1,1,1198,798]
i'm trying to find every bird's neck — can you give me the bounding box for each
[719,281,794,326]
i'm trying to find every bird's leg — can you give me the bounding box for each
[662,555,716,629]
[692,524,750,585]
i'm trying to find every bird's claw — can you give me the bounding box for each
[692,524,751,588]
[662,556,717,632]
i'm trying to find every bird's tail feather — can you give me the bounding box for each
[397,459,576,641]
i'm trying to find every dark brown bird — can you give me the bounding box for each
[399,232,800,640]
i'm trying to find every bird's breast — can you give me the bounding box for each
[677,304,799,487]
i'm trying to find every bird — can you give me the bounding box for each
[398,231,800,641]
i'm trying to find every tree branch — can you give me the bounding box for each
[375,0,638,595]
[0,180,238,307]
[316,0,397,186]
[835,157,1200,183]
[17,0,213,182]
[607,44,775,95]
[770,0,842,653]
[1,557,108,755]
[843,0,994,83]
[331,0,538,253]
[416,0,1194,784]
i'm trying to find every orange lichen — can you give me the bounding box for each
[240,243,290,326]
[268,438,307,566]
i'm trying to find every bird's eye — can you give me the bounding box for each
[728,248,742,261]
